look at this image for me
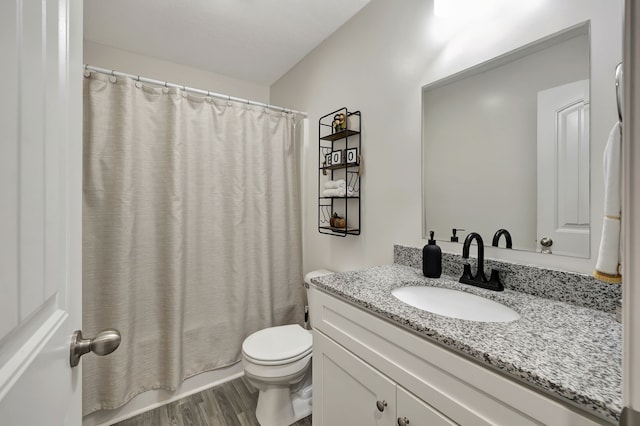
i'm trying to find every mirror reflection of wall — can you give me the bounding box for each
[422,22,590,258]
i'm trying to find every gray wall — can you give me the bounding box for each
[84,41,270,103]
[271,0,623,274]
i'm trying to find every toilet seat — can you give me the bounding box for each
[242,324,312,366]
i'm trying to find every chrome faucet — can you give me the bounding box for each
[460,232,504,291]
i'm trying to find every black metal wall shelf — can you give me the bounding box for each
[320,161,360,171]
[318,226,360,235]
[320,129,360,142]
[318,108,361,237]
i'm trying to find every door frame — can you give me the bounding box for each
[622,0,640,414]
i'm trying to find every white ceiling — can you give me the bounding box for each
[84,0,370,86]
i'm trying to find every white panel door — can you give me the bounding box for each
[313,331,396,426]
[0,0,84,424]
[537,80,590,258]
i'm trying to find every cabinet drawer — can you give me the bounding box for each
[397,385,457,426]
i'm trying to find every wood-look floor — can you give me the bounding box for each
[113,376,312,426]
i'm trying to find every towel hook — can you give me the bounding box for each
[615,62,623,122]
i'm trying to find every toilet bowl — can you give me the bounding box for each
[241,269,333,426]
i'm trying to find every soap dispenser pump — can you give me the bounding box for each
[423,231,442,278]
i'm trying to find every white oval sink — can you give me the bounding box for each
[391,286,520,323]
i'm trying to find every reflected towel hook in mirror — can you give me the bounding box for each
[616,62,623,122]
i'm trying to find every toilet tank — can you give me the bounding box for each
[304,269,334,328]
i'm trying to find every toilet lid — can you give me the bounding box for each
[242,324,312,363]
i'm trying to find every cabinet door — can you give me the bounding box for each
[396,386,457,426]
[313,330,396,425]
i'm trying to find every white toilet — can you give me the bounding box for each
[242,269,333,426]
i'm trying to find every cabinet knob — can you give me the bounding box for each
[398,417,410,426]
[376,400,388,412]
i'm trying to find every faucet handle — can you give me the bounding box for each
[461,263,474,280]
[487,269,504,291]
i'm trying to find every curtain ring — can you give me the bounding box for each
[136,75,141,82]
[109,69,117,83]
[164,81,168,88]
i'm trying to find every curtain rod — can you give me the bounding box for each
[84,64,308,117]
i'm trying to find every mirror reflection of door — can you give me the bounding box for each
[537,80,590,257]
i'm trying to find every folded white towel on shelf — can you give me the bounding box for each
[594,122,622,283]
[324,179,346,189]
[322,187,356,197]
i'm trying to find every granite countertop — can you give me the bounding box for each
[310,264,622,424]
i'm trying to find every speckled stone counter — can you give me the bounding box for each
[310,264,622,423]
[394,244,622,314]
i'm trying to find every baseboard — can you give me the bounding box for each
[82,362,245,426]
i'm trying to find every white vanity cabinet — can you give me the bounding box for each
[315,329,454,425]
[397,386,456,426]
[314,329,396,425]
[309,287,611,426]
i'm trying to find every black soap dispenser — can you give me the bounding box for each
[423,231,442,278]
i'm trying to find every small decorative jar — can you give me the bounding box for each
[330,212,346,228]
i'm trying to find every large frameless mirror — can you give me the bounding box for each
[422,22,591,258]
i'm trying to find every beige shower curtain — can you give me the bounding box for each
[82,73,304,414]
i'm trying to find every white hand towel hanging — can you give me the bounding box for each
[594,122,622,283]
